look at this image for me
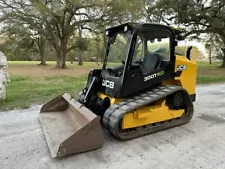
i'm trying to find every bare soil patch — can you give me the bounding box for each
[197,66,225,76]
[8,64,98,77]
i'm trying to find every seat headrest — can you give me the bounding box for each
[142,53,161,73]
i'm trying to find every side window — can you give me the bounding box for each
[147,36,170,61]
[133,36,143,62]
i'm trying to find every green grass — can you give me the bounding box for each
[1,61,225,111]
[197,61,221,67]
[196,61,225,84]
[0,75,88,111]
[197,75,225,84]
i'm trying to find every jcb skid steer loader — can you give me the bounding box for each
[39,23,197,158]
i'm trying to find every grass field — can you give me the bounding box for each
[196,61,225,83]
[0,60,225,111]
[0,61,101,111]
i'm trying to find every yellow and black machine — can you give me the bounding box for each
[39,23,197,158]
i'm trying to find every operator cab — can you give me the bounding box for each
[101,23,178,98]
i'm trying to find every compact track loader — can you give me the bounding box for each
[39,23,197,158]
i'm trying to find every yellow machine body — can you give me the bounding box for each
[98,54,197,130]
[163,55,197,95]
[121,99,184,129]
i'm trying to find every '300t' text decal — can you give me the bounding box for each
[144,71,164,81]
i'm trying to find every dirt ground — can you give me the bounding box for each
[8,62,225,78]
[197,66,225,76]
[1,83,225,169]
[8,64,100,77]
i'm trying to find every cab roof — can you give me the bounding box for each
[105,22,184,38]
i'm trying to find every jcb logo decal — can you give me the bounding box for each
[177,65,187,71]
[102,79,114,89]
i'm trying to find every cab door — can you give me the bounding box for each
[120,26,176,97]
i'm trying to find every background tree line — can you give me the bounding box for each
[0,0,224,68]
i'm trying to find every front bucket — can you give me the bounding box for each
[39,93,104,158]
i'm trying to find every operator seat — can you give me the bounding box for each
[142,53,161,74]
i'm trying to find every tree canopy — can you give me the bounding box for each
[0,0,146,68]
[0,0,224,67]
[151,0,225,66]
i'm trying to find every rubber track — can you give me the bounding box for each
[102,85,194,140]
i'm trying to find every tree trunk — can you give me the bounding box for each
[40,45,46,65]
[55,49,66,68]
[78,50,83,66]
[220,57,225,68]
[37,35,47,65]
[218,34,225,68]
[209,45,212,65]
[56,56,64,68]
[96,55,99,65]
[77,26,84,66]
[56,53,66,68]
[220,48,225,68]
[70,54,74,64]
[55,37,68,68]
